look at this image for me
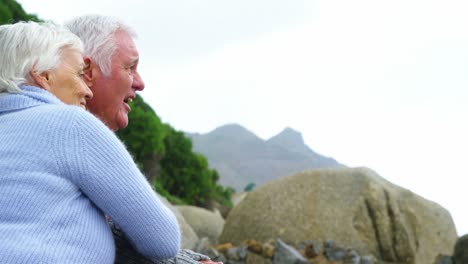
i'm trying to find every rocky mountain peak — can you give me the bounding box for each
[187,123,342,191]
[209,123,262,141]
[267,127,304,148]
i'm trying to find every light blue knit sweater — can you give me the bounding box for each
[0,86,181,263]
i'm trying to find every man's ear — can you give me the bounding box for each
[29,67,52,91]
[83,56,98,87]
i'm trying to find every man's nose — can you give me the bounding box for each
[132,72,145,91]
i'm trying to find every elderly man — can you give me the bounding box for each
[65,15,221,264]
[65,15,144,132]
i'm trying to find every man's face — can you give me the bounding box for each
[86,30,145,131]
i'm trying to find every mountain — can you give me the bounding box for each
[186,124,343,191]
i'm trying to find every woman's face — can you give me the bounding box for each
[47,48,93,109]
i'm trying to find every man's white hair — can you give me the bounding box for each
[64,15,137,77]
[0,21,83,93]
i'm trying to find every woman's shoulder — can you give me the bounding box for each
[38,104,94,121]
[37,104,112,135]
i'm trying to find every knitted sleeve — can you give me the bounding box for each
[57,108,181,259]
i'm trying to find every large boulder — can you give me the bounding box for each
[176,205,225,244]
[219,167,457,264]
[158,195,199,249]
[454,234,468,263]
[232,192,249,207]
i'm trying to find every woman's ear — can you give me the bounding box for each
[29,67,52,91]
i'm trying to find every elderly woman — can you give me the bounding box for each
[0,21,181,263]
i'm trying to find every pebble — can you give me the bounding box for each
[197,235,460,264]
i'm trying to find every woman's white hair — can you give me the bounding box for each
[64,15,136,77]
[0,21,83,93]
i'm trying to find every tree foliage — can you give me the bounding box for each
[158,125,232,206]
[244,182,256,192]
[116,95,165,181]
[0,0,40,25]
[117,96,232,207]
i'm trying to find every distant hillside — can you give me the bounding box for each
[186,124,343,191]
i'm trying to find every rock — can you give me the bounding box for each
[324,240,346,261]
[454,234,468,264]
[232,192,248,207]
[225,261,243,264]
[216,254,227,263]
[344,249,361,264]
[194,237,211,253]
[246,252,272,264]
[433,254,453,264]
[360,255,376,264]
[200,199,231,219]
[272,238,309,264]
[219,167,458,264]
[176,205,225,244]
[262,239,276,259]
[195,237,223,261]
[327,246,346,261]
[223,246,250,262]
[238,245,249,259]
[245,239,264,254]
[311,253,329,264]
[215,242,234,253]
[301,240,322,258]
[226,247,241,261]
[158,195,199,249]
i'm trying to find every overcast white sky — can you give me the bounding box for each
[18,0,468,235]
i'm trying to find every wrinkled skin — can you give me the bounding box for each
[84,30,144,131]
[32,48,93,109]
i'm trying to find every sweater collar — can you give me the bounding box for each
[0,85,63,114]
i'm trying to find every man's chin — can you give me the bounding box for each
[115,111,129,130]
